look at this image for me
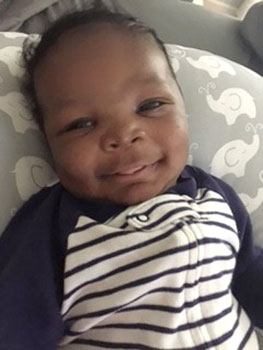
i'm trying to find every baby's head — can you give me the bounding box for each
[23,4,189,205]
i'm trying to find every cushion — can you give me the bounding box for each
[166,43,263,245]
[0,32,57,231]
[0,32,262,249]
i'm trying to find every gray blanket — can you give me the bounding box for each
[0,0,11,12]
[0,0,59,30]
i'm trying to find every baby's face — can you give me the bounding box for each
[34,26,188,205]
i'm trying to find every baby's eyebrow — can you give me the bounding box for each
[124,72,176,94]
[128,74,168,88]
[41,96,91,115]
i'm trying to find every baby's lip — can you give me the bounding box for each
[103,160,159,177]
[110,163,149,176]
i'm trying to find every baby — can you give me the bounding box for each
[1,4,263,350]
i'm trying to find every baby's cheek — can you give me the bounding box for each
[52,148,90,179]
[167,129,189,165]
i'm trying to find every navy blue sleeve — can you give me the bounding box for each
[230,203,263,329]
[0,185,72,350]
[203,172,263,328]
[188,166,263,328]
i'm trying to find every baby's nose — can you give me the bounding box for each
[101,124,146,151]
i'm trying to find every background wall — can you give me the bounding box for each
[197,0,262,17]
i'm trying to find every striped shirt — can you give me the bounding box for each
[60,188,257,349]
[1,166,263,350]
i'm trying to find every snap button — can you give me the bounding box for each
[136,214,149,222]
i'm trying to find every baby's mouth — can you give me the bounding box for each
[114,165,147,176]
[101,160,161,183]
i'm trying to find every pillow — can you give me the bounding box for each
[0,32,57,232]
[166,43,263,246]
[0,32,263,249]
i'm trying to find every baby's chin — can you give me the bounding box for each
[62,173,179,206]
[89,181,177,206]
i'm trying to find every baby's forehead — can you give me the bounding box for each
[53,23,160,55]
[38,24,172,78]
[53,25,174,78]
[34,23,182,112]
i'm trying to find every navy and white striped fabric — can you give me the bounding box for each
[59,188,258,349]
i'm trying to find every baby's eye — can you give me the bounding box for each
[64,118,95,133]
[137,99,166,113]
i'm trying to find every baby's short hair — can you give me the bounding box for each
[22,0,176,131]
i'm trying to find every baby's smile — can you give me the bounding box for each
[101,160,161,182]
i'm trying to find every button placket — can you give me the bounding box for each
[136,214,150,223]
[125,194,201,230]
[127,213,151,230]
